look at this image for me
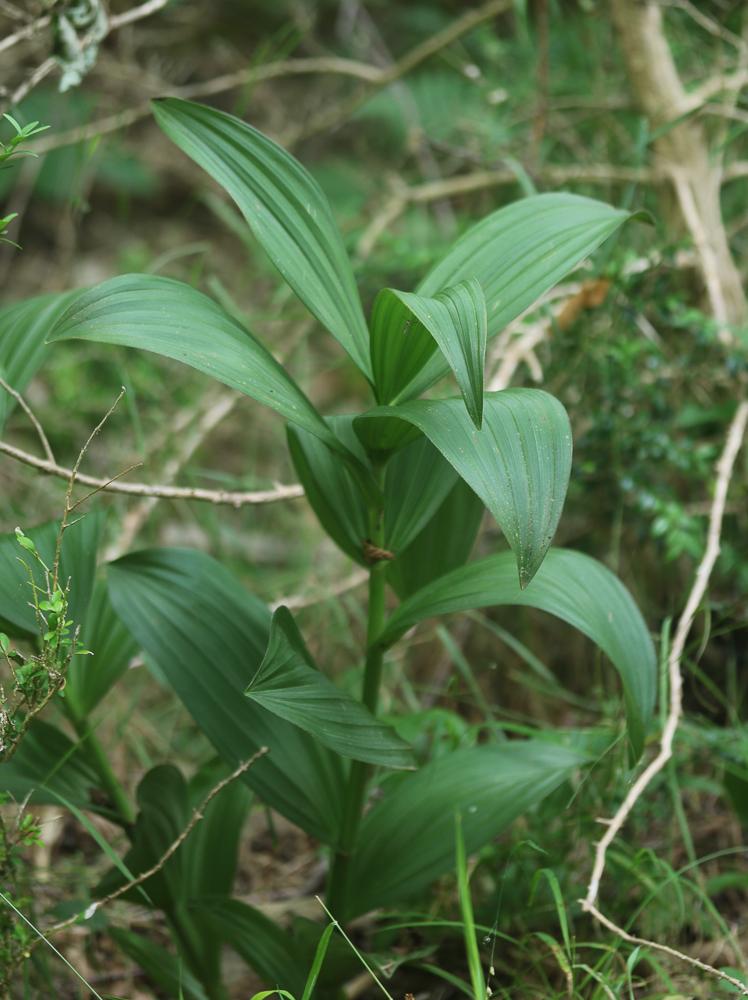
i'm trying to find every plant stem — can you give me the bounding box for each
[326,472,387,916]
[63,704,136,826]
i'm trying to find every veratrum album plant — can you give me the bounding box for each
[0,99,656,998]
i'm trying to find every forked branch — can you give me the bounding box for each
[581,400,748,995]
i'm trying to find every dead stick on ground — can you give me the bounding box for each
[581,400,748,996]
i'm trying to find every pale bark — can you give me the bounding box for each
[610,0,746,335]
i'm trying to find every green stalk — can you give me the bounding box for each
[63,703,135,827]
[326,471,387,916]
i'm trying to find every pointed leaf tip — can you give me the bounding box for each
[246,606,416,770]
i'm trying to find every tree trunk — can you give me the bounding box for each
[610,0,746,336]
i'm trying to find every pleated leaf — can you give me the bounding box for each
[376,547,656,757]
[387,478,484,599]
[345,740,586,917]
[107,548,345,842]
[110,929,211,1000]
[65,580,138,719]
[195,898,305,996]
[383,437,459,554]
[152,98,371,378]
[356,389,572,587]
[184,758,252,900]
[47,274,348,454]
[246,607,415,769]
[398,193,632,401]
[372,279,487,427]
[96,764,190,910]
[0,720,111,818]
[0,290,77,430]
[287,418,370,565]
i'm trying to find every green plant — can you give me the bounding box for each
[0,97,658,998]
[0,114,49,248]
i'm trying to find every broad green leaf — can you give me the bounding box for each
[47,274,345,454]
[383,436,459,554]
[0,513,104,638]
[287,418,369,565]
[0,290,78,430]
[399,193,632,401]
[99,761,249,984]
[66,580,137,719]
[0,720,113,819]
[184,758,251,900]
[107,547,344,842]
[288,427,462,564]
[110,928,211,1000]
[195,898,305,995]
[372,279,487,427]
[97,765,189,910]
[152,98,371,378]
[246,607,415,769]
[376,548,656,756]
[345,740,586,917]
[357,390,572,587]
[387,478,484,599]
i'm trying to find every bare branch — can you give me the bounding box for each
[0,13,52,55]
[32,1,512,155]
[53,389,126,587]
[658,0,746,51]
[581,400,748,992]
[0,439,303,506]
[35,749,268,946]
[0,377,55,463]
[108,0,168,30]
[584,901,748,996]
[8,57,56,109]
[271,569,368,611]
[3,0,169,113]
[287,0,513,143]
[107,389,239,559]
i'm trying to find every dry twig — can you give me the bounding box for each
[3,0,169,113]
[581,400,748,995]
[0,375,54,463]
[25,749,268,951]
[0,439,303,506]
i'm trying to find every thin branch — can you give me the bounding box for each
[689,67,748,109]
[8,57,56,109]
[32,1,512,155]
[0,439,304,506]
[658,0,746,51]
[108,0,168,30]
[39,749,268,943]
[581,400,748,992]
[670,168,731,337]
[287,0,513,144]
[271,569,368,611]
[354,161,747,259]
[3,0,169,113]
[53,388,126,588]
[107,389,239,559]
[0,377,55,463]
[584,901,748,996]
[378,0,510,86]
[0,13,52,55]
